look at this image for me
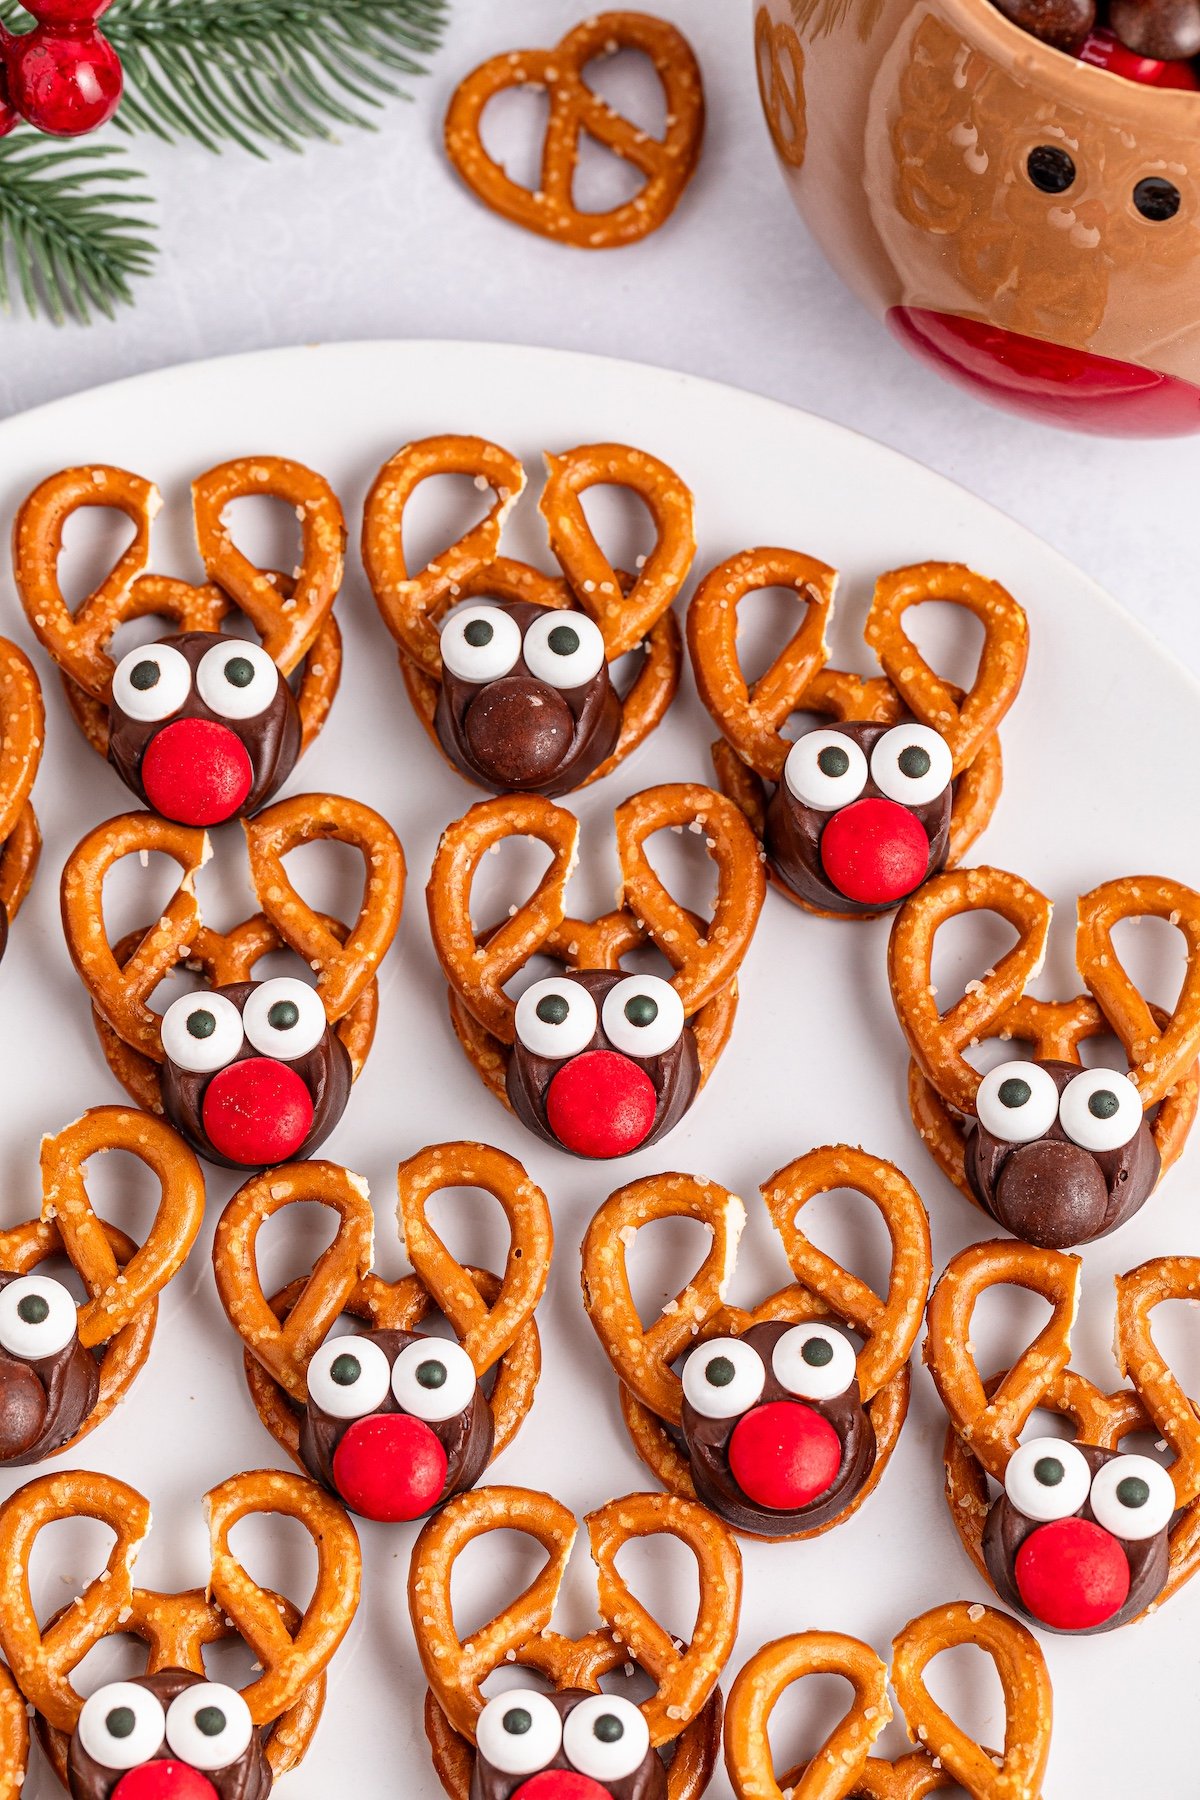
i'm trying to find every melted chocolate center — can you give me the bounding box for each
[0,1272,97,1466]
[67,1669,272,1800]
[470,1690,667,1800]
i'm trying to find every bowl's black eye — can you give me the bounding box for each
[1026,145,1076,194]
[1133,177,1181,222]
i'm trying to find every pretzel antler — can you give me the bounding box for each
[1114,1256,1200,1508]
[1077,875,1200,1110]
[724,1631,891,1800]
[0,638,44,937]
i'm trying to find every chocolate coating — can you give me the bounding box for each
[966,1059,1159,1248]
[991,0,1094,48]
[67,1669,272,1800]
[1110,0,1200,58]
[0,1272,98,1466]
[764,720,951,916]
[680,1321,875,1537]
[300,1327,493,1517]
[107,631,301,820]
[506,969,700,1158]
[160,980,352,1171]
[436,602,621,797]
[984,1443,1170,1634]
[471,1690,667,1800]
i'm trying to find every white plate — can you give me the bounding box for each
[0,340,1197,1797]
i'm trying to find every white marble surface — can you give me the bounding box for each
[1,0,1198,678]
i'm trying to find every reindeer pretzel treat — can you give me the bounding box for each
[409,1486,740,1800]
[12,458,346,827]
[443,13,704,249]
[926,1239,1200,1633]
[889,866,1200,1248]
[688,556,1026,917]
[61,793,404,1169]
[0,1465,360,1797]
[213,1143,551,1524]
[362,435,693,797]
[0,1108,203,1467]
[582,1147,932,1537]
[725,1600,1051,1800]
[426,782,764,1158]
[0,636,44,961]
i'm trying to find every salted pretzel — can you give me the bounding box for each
[926,1237,1200,1634]
[409,1485,740,1800]
[212,1143,551,1523]
[688,553,1025,918]
[0,1107,203,1468]
[444,12,704,248]
[582,1146,931,1539]
[426,781,763,1158]
[888,865,1200,1248]
[754,7,807,169]
[60,792,404,1169]
[725,1601,1051,1800]
[0,1465,360,1795]
[12,457,345,824]
[0,636,44,958]
[0,1663,27,1800]
[362,433,692,797]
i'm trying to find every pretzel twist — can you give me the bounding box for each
[0,637,43,854]
[444,13,704,249]
[1077,875,1200,1109]
[409,1486,740,1748]
[1114,1256,1200,1507]
[754,7,807,169]
[0,1663,27,1800]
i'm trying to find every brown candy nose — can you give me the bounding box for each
[995,1139,1109,1249]
[0,1357,48,1458]
[464,677,574,786]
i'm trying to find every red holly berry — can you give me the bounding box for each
[545,1049,658,1158]
[0,55,18,137]
[332,1414,449,1522]
[7,22,122,137]
[1014,1517,1131,1630]
[140,718,254,826]
[728,1402,842,1510]
[111,1764,219,1800]
[18,0,113,23]
[819,797,930,906]
[201,1059,315,1167]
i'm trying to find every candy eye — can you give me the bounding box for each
[1057,1068,1143,1154]
[440,605,522,682]
[160,991,245,1074]
[975,1060,1060,1144]
[78,1683,166,1770]
[1088,1454,1175,1541]
[165,1683,254,1771]
[241,978,327,1062]
[306,1334,392,1420]
[514,978,598,1059]
[391,1338,477,1422]
[1005,1437,1092,1522]
[111,642,192,723]
[476,1689,563,1777]
[563,1694,649,1783]
[521,611,607,689]
[196,640,280,721]
[869,724,953,807]
[772,1323,857,1402]
[0,1275,77,1359]
[601,975,685,1058]
[783,729,868,811]
[682,1336,766,1420]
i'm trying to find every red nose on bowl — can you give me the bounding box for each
[201,1059,315,1166]
[139,716,254,825]
[1013,1515,1132,1629]
[545,1049,658,1158]
[332,1413,449,1521]
[112,1763,219,1800]
[890,308,1200,438]
[819,797,930,905]
[728,1401,843,1510]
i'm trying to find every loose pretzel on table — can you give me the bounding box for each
[0,1107,204,1466]
[362,433,692,792]
[688,553,1024,916]
[0,1466,360,1785]
[926,1238,1200,1624]
[0,637,45,948]
[443,12,705,248]
[582,1146,931,1537]
[212,1144,551,1489]
[409,1485,741,1800]
[724,1601,1051,1800]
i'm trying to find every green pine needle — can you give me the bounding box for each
[0,131,155,324]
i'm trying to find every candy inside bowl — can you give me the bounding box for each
[752,0,1200,434]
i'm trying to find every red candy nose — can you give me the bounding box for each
[201,1059,314,1167]
[332,1413,449,1522]
[140,717,254,826]
[728,1401,842,1511]
[512,1775,613,1800]
[545,1049,658,1158]
[1077,27,1168,82]
[111,1763,220,1800]
[1014,1517,1132,1631]
[819,797,930,905]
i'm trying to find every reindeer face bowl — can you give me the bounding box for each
[752,0,1200,434]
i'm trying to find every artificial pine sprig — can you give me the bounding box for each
[0,130,154,324]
